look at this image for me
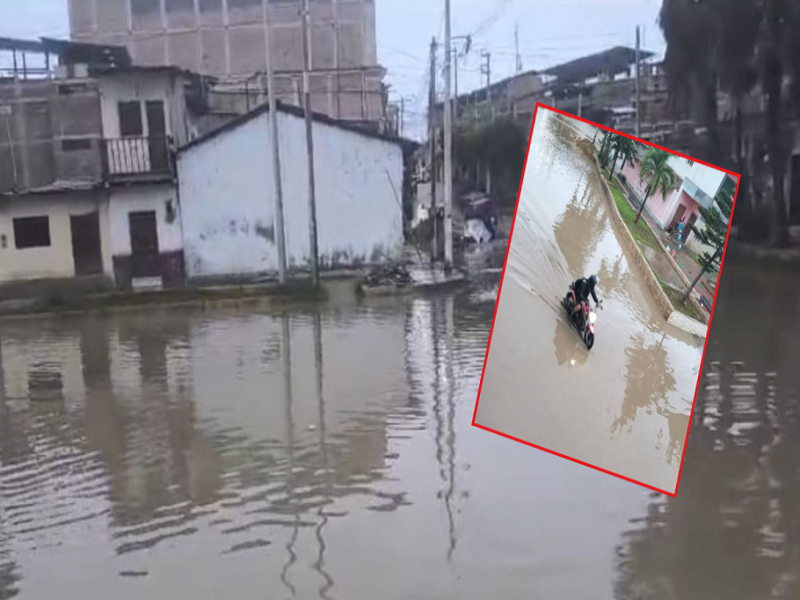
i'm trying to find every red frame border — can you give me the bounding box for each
[470,102,740,497]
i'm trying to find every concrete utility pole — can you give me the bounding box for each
[429,37,438,262]
[635,25,641,138]
[578,88,583,118]
[400,96,404,136]
[443,0,453,268]
[481,50,493,119]
[515,23,522,73]
[263,0,287,283]
[301,0,320,286]
[452,45,458,122]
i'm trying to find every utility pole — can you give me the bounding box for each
[263,0,287,283]
[635,25,641,138]
[514,23,522,73]
[452,45,458,122]
[578,88,583,118]
[301,0,320,286]
[443,0,453,269]
[429,38,438,262]
[481,50,492,119]
[399,96,404,137]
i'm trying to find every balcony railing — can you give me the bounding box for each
[102,136,174,179]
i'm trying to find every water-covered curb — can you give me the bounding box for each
[593,164,674,321]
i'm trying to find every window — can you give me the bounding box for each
[61,138,92,151]
[58,83,88,96]
[13,216,51,249]
[118,101,143,137]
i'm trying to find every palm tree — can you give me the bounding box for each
[634,148,677,225]
[608,135,637,181]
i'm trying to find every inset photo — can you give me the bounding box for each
[472,104,738,496]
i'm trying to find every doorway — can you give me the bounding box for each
[128,211,160,279]
[672,204,687,226]
[70,211,103,276]
[145,100,168,171]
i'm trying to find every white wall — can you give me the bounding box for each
[177,109,404,279]
[108,183,183,258]
[0,191,113,283]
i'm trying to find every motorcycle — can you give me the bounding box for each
[563,284,602,350]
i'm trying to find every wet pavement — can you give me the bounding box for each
[474,110,704,493]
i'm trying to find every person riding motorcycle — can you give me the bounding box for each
[571,275,600,326]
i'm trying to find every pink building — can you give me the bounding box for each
[618,153,728,238]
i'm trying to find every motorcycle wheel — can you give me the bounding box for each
[564,293,575,312]
[584,330,594,350]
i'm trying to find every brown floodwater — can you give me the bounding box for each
[474,110,703,493]
[1,128,798,600]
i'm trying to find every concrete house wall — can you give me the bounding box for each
[177,107,404,279]
[0,190,113,284]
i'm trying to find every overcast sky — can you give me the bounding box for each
[0,0,666,137]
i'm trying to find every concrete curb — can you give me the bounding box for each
[593,156,674,321]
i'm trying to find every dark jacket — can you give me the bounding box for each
[574,278,599,305]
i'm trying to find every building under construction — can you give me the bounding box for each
[67,0,388,130]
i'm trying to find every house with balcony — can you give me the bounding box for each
[0,37,219,297]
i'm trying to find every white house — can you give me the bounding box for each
[177,103,407,280]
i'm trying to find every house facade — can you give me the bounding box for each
[620,152,730,237]
[177,103,407,280]
[0,38,209,296]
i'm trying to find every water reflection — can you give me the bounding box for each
[616,262,800,600]
[0,274,497,598]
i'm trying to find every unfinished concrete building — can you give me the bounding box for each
[67,0,387,130]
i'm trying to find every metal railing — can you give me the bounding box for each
[102,136,173,178]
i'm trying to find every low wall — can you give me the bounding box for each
[593,157,674,321]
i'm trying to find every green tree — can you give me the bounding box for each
[659,0,799,247]
[608,134,637,181]
[453,117,528,207]
[681,183,734,303]
[598,131,613,169]
[634,148,677,224]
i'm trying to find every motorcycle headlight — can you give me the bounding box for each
[589,312,597,324]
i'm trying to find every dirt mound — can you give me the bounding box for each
[576,138,596,160]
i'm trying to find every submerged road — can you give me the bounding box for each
[475,110,704,492]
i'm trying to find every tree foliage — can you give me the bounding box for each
[659,0,800,246]
[634,148,677,224]
[681,181,734,302]
[454,117,528,206]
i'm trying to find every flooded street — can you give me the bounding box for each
[0,127,797,600]
[475,111,703,492]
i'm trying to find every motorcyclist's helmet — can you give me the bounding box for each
[589,275,598,286]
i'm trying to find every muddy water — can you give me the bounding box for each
[617,260,800,600]
[475,110,703,493]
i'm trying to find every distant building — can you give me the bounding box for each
[435,46,656,131]
[66,0,388,131]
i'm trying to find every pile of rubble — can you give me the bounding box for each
[362,263,414,289]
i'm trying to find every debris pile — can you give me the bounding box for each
[362,263,414,289]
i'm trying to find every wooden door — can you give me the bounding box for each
[70,211,103,276]
[128,211,160,279]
